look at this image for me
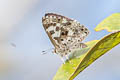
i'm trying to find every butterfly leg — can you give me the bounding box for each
[65,55,69,60]
[59,56,65,64]
[65,55,72,63]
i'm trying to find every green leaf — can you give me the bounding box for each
[53,31,120,80]
[53,13,120,80]
[95,13,120,32]
[68,40,99,59]
[70,31,120,80]
[53,40,98,80]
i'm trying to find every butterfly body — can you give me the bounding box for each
[42,13,89,57]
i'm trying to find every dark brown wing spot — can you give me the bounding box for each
[66,22,71,25]
[54,37,59,40]
[73,32,76,35]
[56,27,59,31]
[58,19,61,23]
[85,32,88,34]
[63,43,66,46]
[61,31,68,36]
[65,53,67,55]
[63,22,71,26]
[69,50,71,52]
[44,24,49,29]
[50,23,54,26]
[65,31,68,35]
[61,32,64,35]
[85,28,88,31]
[54,37,60,43]
[72,29,75,31]
[50,30,55,35]
[53,23,56,26]
[68,40,71,41]
[42,18,45,22]
[75,29,78,33]
[81,28,84,31]
[61,39,64,41]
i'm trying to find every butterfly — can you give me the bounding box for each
[42,13,89,63]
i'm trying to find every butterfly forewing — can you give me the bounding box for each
[42,13,89,57]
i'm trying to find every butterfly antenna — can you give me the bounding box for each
[41,48,54,55]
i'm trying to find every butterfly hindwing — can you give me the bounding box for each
[42,13,89,57]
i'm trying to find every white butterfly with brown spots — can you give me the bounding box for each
[42,13,89,63]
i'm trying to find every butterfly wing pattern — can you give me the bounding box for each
[42,13,89,58]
